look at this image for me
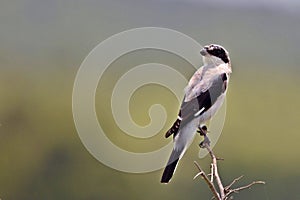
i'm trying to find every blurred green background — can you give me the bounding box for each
[1,0,300,199]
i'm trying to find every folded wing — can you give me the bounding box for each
[165,73,227,138]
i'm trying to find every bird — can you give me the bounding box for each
[161,44,232,183]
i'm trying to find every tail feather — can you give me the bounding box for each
[161,148,183,183]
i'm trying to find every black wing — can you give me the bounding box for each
[165,73,227,138]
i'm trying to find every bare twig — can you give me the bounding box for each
[224,180,265,199]
[210,163,214,183]
[194,143,265,200]
[224,175,244,190]
[205,143,225,199]
[194,161,220,200]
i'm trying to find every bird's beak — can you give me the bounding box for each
[200,48,208,56]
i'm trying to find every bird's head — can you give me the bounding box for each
[200,44,230,67]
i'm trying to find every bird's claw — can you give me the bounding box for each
[197,125,211,148]
[199,135,211,148]
[197,125,208,136]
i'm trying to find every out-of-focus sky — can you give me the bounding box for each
[161,0,300,8]
[1,0,300,72]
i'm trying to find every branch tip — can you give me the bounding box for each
[194,142,265,199]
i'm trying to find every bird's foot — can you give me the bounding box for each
[199,135,211,148]
[197,125,208,136]
[197,125,211,148]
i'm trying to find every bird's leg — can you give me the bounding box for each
[197,125,211,148]
[197,124,206,136]
[200,135,211,148]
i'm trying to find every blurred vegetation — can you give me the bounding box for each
[1,0,300,199]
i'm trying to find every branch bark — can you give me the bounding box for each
[194,161,220,200]
[194,143,265,200]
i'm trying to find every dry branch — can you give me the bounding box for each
[194,161,220,200]
[194,143,265,200]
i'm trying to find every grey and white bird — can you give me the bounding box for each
[161,44,232,183]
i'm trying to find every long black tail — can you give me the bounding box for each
[161,149,182,183]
